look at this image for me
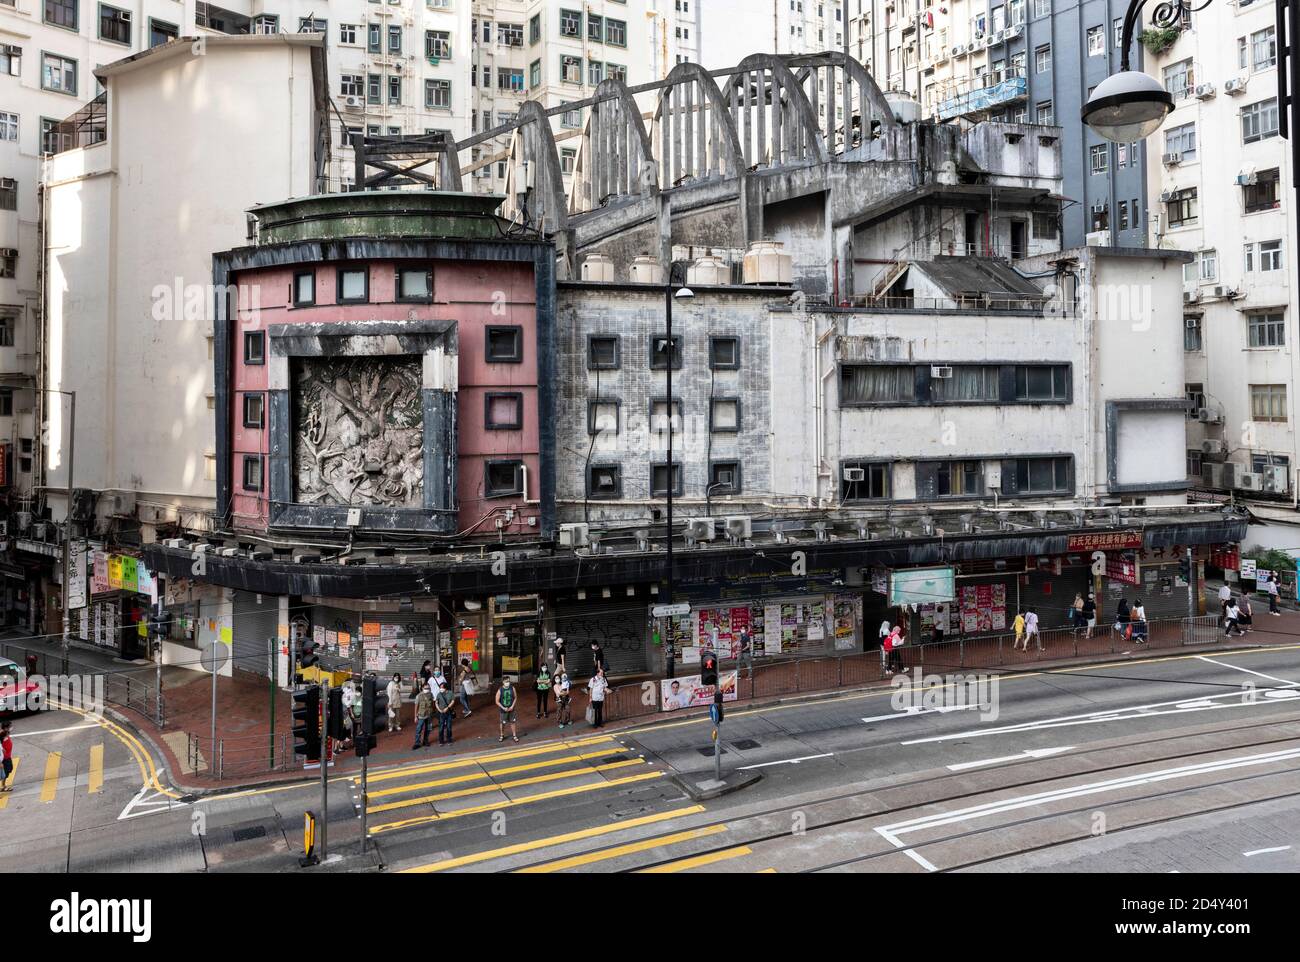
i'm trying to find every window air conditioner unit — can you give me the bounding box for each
[0,177,14,190]
[724,516,752,540]
[1213,285,1229,298]
[121,10,131,20]
[1184,289,1200,303]
[344,95,363,109]
[0,248,16,258]
[1201,439,1227,457]
[686,518,716,541]
[1235,471,1264,491]
[951,45,965,58]
[1194,82,1216,100]
[842,467,866,482]
[1223,77,1246,94]
[1162,152,1182,166]
[1197,407,1222,423]
[1006,24,1023,40]
[1235,171,1257,186]
[1159,190,1176,203]
[930,365,954,378]
[1202,462,1227,488]
[1265,465,1289,493]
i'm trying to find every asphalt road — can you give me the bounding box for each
[4,643,1300,873]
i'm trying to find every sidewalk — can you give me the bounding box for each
[5,597,1298,795]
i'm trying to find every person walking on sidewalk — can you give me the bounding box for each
[1266,575,1281,616]
[496,677,520,743]
[385,673,403,733]
[553,637,567,673]
[1082,593,1097,640]
[1218,583,1233,626]
[412,687,434,750]
[1114,598,1131,638]
[1024,608,1041,651]
[435,682,456,745]
[456,660,476,717]
[887,625,905,673]
[1224,598,1244,637]
[554,668,573,729]
[1,721,13,792]
[1239,594,1255,633]
[587,668,609,729]
[1012,611,1027,651]
[738,628,754,679]
[1132,601,1148,644]
[535,664,552,719]
[590,641,607,676]
[1070,593,1085,632]
[880,627,895,676]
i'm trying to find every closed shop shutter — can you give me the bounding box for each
[310,605,440,680]
[952,574,1018,637]
[1019,568,1093,630]
[554,601,648,677]
[1129,562,1190,622]
[232,590,279,678]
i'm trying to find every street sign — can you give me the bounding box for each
[200,640,230,673]
[652,603,690,618]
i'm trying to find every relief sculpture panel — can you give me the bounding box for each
[293,356,425,507]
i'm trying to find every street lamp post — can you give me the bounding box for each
[662,285,693,617]
[40,389,76,672]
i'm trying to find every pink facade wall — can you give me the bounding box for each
[228,257,540,538]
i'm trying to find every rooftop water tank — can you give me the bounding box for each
[581,253,615,282]
[742,241,793,286]
[630,254,664,284]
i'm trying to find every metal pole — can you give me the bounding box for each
[1186,546,1196,621]
[713,702,722,782]
[360,751,368,854]
[665,287,674,608]
[269,636,276,771]
[320,680,329,861]
[209,649,217,773]
[61,391,75,674]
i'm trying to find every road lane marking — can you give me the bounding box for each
[368,747,621,800]
[399,804,706,873]
[517,825,728,873]
[1195,655,1300,688]
[0,758,17,808]
[88,744,103,795]
[737,753,833,770]
[363,736,615,784]
[946,747,1075,771]
[40,752,61,802]
[367,758,646,814]
[1243,846,1291,857]
[9,723,99,737]
[637,846,752,873]
[369,770,665,835]
[862,705,981,724]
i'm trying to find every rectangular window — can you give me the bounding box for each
[560,55,582,84]
[44,0,77,30]
[486,325,523,363]
[1241,98,1279,143]
[1035,100,1054,124]
[587,335,620,370]
[1246,239,1284,272]
[1034,44,1051,73]
[709,461,742,496]
[396,267,432,301]
[1014,365,1069,402]
[388,76,402,105]
[1248,312,1285,348]
[388,25,403,54]
[1118,200,1129,231]
[0,177,14,210]
[1251,26,1277,71]
[840,461,890,501]
[485,460,524,497]
[499,68,525,91]
[340,23,357,45]
[1186,382,1206,416]
[242,455,263,492]
[99,4,131,44]
[587,400,619,435]
[587,464,622,499]
[931,365,999,402]
[561,148,576,174]
[1187,449,1202,479]
[709,336,740,370]
[0,46,21,78]
[244,330,266,365]
[425,79,451,109]
[1184,313,1203,352]
[242,393,265,429]
[292,272,315,310]
[650,334,682,370]
[0,388,10,415]
[840,364,914,404]
[150,19,177,46]
[1032,213,1057,240]
[485,392,523,430]
[1166,187,1198,228]
[1164,122,1196,161]
[337,268,368,303]
[560,9,582,38]
[41,53,77,95]
[368,23,382,52]
[608,64,627,83]
[529,14,541,44]
[498,23,523,47]
[341,74,364,98]
[367,75,382,104]
[1086,26,1104,57]
[1243,167,1281,213]
[605,18,626,46]
[1250,384,1288,422]
[530,60,542,88]
[1010,456,1071,494]
[588,61,604,86]
[650,399,683,437]
[425,30,452,59]
[587,14,604,42]
[651,462,684,497]
[936,460,982,497]
[299,17,326,34]
[1163,59,1194,100]
[0,317,13,347]
[1089,143,1108,174]
[710,398,741,433]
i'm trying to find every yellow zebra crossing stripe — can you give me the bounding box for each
[40,752,61,802]
[637,846,753,873]
[88,744,104,795]
[517,825,728,873]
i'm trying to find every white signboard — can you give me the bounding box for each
[1240,559,1257,579]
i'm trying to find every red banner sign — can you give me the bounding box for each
[1066,531,1143,552]
[1105,556,1140,585]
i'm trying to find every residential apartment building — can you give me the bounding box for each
[1145,0,1299,549]
[850,0,1149,249]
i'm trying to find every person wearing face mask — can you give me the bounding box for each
[496,676,520,743]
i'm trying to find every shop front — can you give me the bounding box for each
[490,594,544,679]
[78,548,157,659]
[303,598,442,682]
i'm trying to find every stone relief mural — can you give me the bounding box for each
[293,356,424,507]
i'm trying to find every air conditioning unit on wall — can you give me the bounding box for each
[1236,471,1264,491]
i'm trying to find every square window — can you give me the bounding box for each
[650,398,683,436]
[588,400,620,435]
[337,268,369,303]
[1251,384,1287,422]
[710,398,741,433]
[41,53,77,95]
[396,267,432,301]
[709,336,740,370]
[650,334,682,370]
[485,460,524,497]
[1248,312,1285,348]
[485,392,523,430]
[651,462,683,497]
[840,462,890,500]
[587,335,620,370]
[486,325,523,363]
[244,331,266,365]
[1014,365,1069,401]
[99,4,132,44]
[243,393,265,428]
[708,461,741,495]
[242,455,263,491]
[587,464,622,499]
[293,271,315,306]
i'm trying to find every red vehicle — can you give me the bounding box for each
[0,657,42,716]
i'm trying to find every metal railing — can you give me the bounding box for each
[187,730,292,780]
[606,614,1222,722]
[0,641,165,727]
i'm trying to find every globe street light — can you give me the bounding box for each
[1080,0,1189,142]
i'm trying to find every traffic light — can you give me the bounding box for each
[1179,555,1193,582]
[357,676,387,758]
[326,687,345,742]
[292,687,321,763]
[299,638,319,673]
[701,652,718,688]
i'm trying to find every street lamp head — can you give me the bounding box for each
[1081,70,1173,143]
[674,286,695,300]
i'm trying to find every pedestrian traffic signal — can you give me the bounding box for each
[357,676,387,758]
[1179,556,1193,582]
[701,652,718,688]
[299,638,319,672]
[292,687,321,763]
[326,686,345,742]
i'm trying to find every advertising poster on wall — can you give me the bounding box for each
[660,669,738,712]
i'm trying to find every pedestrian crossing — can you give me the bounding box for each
[0,745,108,807]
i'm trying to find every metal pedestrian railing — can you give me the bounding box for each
[187,730,292,780]
[0,640,165,727]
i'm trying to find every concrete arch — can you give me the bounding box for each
[652,61,746,189]
[569,78,658,215]
[785,51,898,154]
[502,99,569,234]
[726,53,830,168]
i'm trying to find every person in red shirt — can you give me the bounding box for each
[1,722,13,792]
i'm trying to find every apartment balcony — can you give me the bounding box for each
[936,73,1027,122]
